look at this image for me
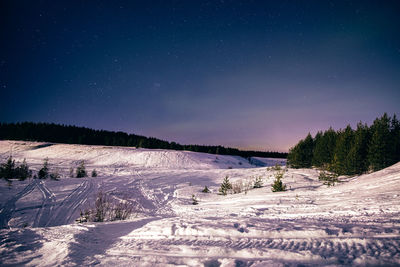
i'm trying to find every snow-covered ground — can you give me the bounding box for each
[0,140,399,266]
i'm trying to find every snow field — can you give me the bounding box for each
[0,140,399,266]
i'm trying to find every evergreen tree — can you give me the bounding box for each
[332,125,354,175]
[311,131,323,166]
[390,114,400,164]
[219,176,232,195]
[0,156,31,180]
[0,156,16,180]
[312,128,337,168]
[287,133,314,168]
[201,186,210,193]
[91,169,98,177]
[76,161,87,178]
[347,122,370,175]
[368,113,391,171]
[271,170,286,192]
[16,159,31,180]
[38,158,49,179]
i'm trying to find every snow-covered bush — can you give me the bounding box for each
[50,169,60,180]
[191,194,199,205]
[253,176,263,188]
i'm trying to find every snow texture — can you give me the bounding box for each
[0,140,399,266]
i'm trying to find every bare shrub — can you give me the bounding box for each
[50,169,60,180]
[113,200,133,220]
[94,191,110,222]
[77,190,139,223]
[271,163,282,171]
[243,178,253,194]
[232,181,244,194]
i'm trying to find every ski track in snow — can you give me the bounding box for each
[33,180,56,228]
[0,180,37,228]
[47,180,93,227]
[0,140,399,266]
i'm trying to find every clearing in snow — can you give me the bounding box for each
[0,140,399,266]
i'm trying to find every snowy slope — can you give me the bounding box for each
[249,156,286,167]
[0,140,254,170]
[0,140,399,266]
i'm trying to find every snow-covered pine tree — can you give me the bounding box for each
[219,175,232,195]
[38,158,49,179]
[76,161,87,178]
[271,170,286,192]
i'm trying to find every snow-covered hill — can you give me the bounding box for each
[0,140,399,266]
[0,140,258,170]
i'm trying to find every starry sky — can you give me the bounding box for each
[1,1,400,152]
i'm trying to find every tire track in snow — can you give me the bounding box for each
[0,180,37,228]
[126,172,176,216]
[32,180,56,227]
[115,236,400,264]
[46,180,93,226]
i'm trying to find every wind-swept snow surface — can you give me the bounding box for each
[0,140,399,266]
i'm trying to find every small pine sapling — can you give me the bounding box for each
[38,158,49,179]
[76,161,87,178]
[16,159,31,181]
[271,170,286,192]
[219,175,232,195]
[91,169,98,177]
[318,170,339,187]
[0,156,16,180]
[202,186,210,193]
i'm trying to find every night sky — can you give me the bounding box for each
[1,1,400,152]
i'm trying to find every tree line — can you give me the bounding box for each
[287,113,400,175]
[0,122,287,159]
